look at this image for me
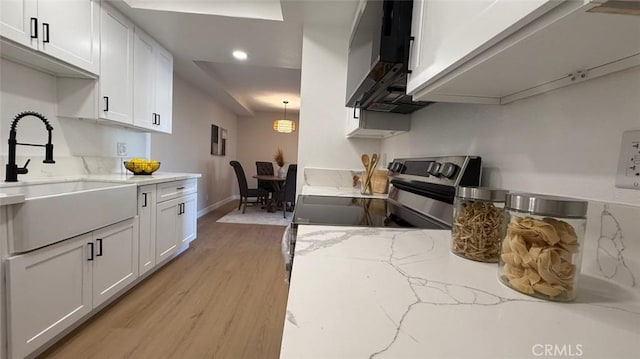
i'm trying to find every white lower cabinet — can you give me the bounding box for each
[92,219,138,307]
[4,179,198,358]
[6,218,137,359]
[138,185,157,275]
[156,192,197,263]
[156,197,180,263]
[178,193,197,247]
[7,233,92,359]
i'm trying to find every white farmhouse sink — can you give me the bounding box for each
[2,181,137,254]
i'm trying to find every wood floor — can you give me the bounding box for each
[39,201,289,359]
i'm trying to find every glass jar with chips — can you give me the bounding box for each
[452,187,508,262]
[498,193,588,302]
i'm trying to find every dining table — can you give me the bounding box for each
[252,175,286,212]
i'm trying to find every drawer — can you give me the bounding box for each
[157,179,197,202]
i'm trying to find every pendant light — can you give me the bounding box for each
[273,100,296,133]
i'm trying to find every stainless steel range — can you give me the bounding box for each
[283,155,482,280]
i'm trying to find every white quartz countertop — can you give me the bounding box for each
[301,185,387,199]
[0,172,201,205]
[82,172,201,185]
[281,226,640,359]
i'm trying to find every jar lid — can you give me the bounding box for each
[505,193,588,218]
[457,186,508,202]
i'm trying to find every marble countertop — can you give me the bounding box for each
[301,185,388,199]
[0,172,201,205]
[281,226,640,359]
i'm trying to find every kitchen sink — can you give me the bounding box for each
[2,180,137,254]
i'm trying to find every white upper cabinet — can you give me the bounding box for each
[0,0,100,76]
[407,0,560,101]
[0,0,38,48]
[133,29,157,129]
[100,2,134,124]
[407,0,640,104]
[154,45,173,134]
[345,106,410,139]
[59,2,175,133]
[133,27,173,133]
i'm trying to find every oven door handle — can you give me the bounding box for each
[390,180,455,204]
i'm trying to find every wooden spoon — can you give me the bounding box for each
[361,154,371,192]
[367,153,379,193]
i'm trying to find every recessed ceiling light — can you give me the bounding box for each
[232,50,248,61]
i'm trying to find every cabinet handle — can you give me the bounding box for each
[177,203,182,215]
[103,96,109,112]
[142,192,148,208]
[407,36,415,74]
[43,23,50,43]
[152,113,156,125]
[30,18,38,39]
[96,238,103,256]
[157,114,161,126]
[88,242,94,261]
[353,102,359,119]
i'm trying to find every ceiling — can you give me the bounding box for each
[110,0,359,116]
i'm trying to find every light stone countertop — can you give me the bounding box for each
[301,185,388,199]
[0,172,201,205]
[280,226,640,359]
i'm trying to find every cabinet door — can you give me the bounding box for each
[156,198,179,263]
[92,218,138,307]
[99,3,133,124]
[0,0,37,48]
[178,193,197,247]
[138,185,157,275]
[345,106,361,136]
[133,28,156,130]
[407,0,558,94]
[154,44,173,134]
[37,0,99,75]
[7,234,92,359]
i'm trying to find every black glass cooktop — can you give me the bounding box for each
[292,195,448,229]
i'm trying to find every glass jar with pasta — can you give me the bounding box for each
[499,193,588,302]
[452,187,508,262]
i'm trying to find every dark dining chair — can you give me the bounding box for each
[274,164,297,218]
[230,161,269,214]
[256,161,275,201]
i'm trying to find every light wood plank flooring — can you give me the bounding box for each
[40,201,289,359]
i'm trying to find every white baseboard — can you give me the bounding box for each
[198,195,239,218]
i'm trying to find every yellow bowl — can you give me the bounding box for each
[124,161,160,175]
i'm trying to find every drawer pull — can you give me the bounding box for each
[30,18,38,39]
[176,186,185,190]
[88,242,94,261]
[43,22,50,43]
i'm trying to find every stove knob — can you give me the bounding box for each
[440,162,459,179]
[427,162,441,176]
[387,162,394,171]
[394,162,404,173]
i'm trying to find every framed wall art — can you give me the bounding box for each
[211,124,227,156]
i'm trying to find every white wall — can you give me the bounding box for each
[0,59,148,178]
[237,111,299,188]
[297,24,381,189]
[151,75,238,213]
[382,67,640,206]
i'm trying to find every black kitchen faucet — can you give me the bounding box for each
[5,111,55,182]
